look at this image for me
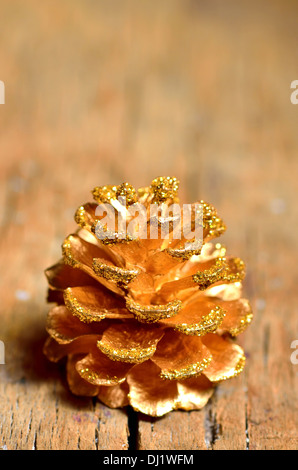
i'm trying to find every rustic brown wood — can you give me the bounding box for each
[0,0,297,450]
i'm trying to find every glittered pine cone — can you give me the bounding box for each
[44,176,253,417]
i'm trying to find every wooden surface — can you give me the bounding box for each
[0,0,297,450]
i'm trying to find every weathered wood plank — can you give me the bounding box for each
[138,411,207,451]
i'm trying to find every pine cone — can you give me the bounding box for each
[44,176,253,417]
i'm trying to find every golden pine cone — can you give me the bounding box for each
[44,176,253,417]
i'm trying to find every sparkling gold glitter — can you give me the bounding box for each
[193,257,228,290]
[225,257,246,283]
[92,183,138,207]
[229,312,253,337]
[91,185,117,204]
[62,236,79,268]
[193,257,245,290]
[173,306,226,336]
[74,205,88,228]
[63,287,106,323]
[126,298,182,323]
[150,176,180,204]
[202,201,226,239]
[46,329,70,344]
[115,182,138,206]
[92,259,139,285]
[210,355,246,382]
[214,242,227,256]
[160,356,212,380]
[74,203,96,230]
[166,239,203,260]
[91,221,134,245]
[97,340,157,364]
[79,368,123,386]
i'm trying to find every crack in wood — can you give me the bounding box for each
[127,407,139,451]
[32,431,37,450]
[245,403,250,450]
[204,403,222,449]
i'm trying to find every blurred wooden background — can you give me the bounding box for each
[0,0,297,450]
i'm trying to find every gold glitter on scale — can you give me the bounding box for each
[202,201,227,239]
[63,288,106,323]
[91,221,135,245]
[150,176,180,204]
[91,185,118,204]
[62,236,79,268]
[92,260,139,285]
[79,368,123,386]
[97,341,157,364]
[166,239,203,261]
[229,312,253,337]
[160,356,212,380]
[211,355,246,382]
[126,298,182,322]
[92,183,138,206]
[193,257,246,290]
[115,182,138,206]
[193,257,229,290]
[173,306,226,336]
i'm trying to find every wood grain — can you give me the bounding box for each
[0,0,297,450]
